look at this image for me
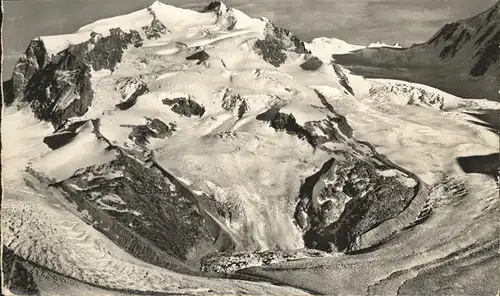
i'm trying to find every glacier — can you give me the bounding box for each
[2,1,499,295]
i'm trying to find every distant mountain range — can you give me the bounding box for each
[333,1,500,101]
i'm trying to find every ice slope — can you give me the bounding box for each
[2,1,499,295]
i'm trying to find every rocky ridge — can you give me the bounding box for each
[331,1,500,100]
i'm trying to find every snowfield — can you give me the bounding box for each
[2,1,499,295]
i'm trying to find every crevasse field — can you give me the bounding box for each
[2,1,499,295]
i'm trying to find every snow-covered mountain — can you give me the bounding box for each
[2,1,499,295]
[332,0,500,101]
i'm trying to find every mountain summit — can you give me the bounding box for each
[2,2,499,296]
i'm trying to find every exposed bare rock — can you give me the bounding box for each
[84,29,143,71]
[186,50,210,65]
[115,77,149,110]
[141,7,169,39]
[8,27,145,127]
[2,247,41,295]
[300,56,323,71]
[43,120,88,149]
[202,1,229,15]
[201,249,332,274]
[162,96,206,117]
[256,108,316,148]
[221,91,245,111]
[254,21,310,67]
[297,156,417,252]
[120,118,175,147]
[23,52,93,127]
[11,40,49,101]
[332,63,355,96]
[57,152,229,267]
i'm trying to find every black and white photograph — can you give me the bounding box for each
[1,0,499,295]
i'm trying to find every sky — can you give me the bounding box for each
[2,0,497,77]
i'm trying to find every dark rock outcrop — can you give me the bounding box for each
[141,7,169,40]
[43,131,77,150]
[221,91,245,111]
[2,79,15,106]
[142,18,168,40]
[237,99,249,119]
[457,153,499,178]
[300,56,323,71]
[471,30,500,76]
[115,77,149,111]
[22,50,93,127]
[57,153,218,268]
[254,21,310,67]
[313,89,354,137]
[8,27,145,127]
[11,40,49,101]
[44,120,89,149]
[257,108,316,148]
[83,29,143,72]
[332,63,355,96]
[162,97,206,117]
[303,117,347,146]
[186,50,210,65]
[256,101,353,150]
[202,1,228,15]
[297,157,416,252]
[2,247,40,295]
[120,117,175,147]
[202,1,237,30]
[428,23,461,45]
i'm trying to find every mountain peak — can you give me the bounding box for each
[149,0,162,8]
[202,1,229,14]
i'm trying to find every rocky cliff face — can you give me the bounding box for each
[425,1,500,77]
[5,16,167,128]
[296,156,416,252]
[254,21,310,67]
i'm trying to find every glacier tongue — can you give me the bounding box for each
[2,1,500,296]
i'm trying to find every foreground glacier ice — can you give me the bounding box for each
[2,1,499,295]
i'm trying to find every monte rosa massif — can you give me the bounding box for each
[2,1,499,295]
